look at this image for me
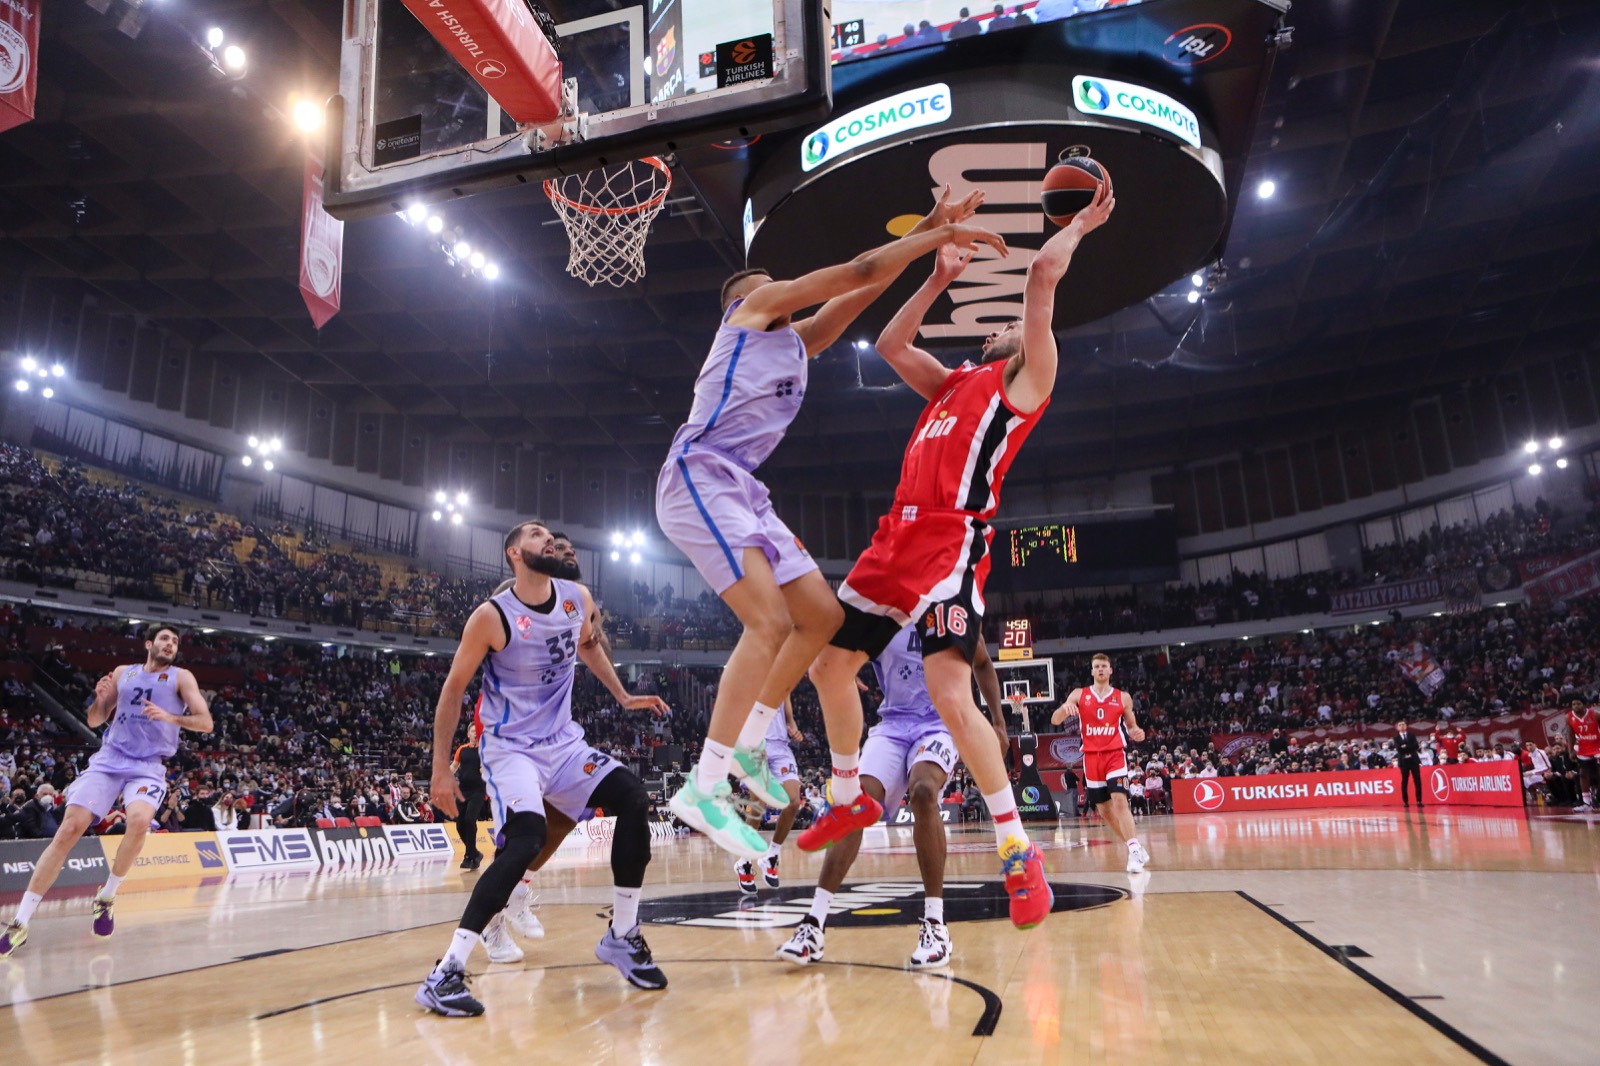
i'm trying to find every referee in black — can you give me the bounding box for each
[453,740,488,869]
[1395,720,1424,807]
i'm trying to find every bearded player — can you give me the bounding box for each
[2,625,213,958]
[801,180,1115,929]
[778,624,1006,968]
[1568,698,1599,810]
[1052,653,1149,873]
[417,520,670,1017]
[656,188,1007,861]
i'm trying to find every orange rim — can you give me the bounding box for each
[543,156,672,217]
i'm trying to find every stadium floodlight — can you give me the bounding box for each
[1524,440,1540,454]
[1528,463,1543,476]
[1549,436,1564,450]
[1557,457,1569,469]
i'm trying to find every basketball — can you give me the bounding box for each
[1040,157,1109,226]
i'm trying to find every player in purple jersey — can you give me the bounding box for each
[777,624,1005,970]
[416,519,671,1018]
[1,624,212,959]
[734,697,806,893]
[659,188,1006,860]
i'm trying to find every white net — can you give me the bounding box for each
[544,156,672,288]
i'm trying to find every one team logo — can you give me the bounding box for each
[1429,768,1451,803]
[655,27,677,76]
[1076,78,1111,112]
[516,615,533,639]
[1193,779,1225,810]
[0,19,30,96]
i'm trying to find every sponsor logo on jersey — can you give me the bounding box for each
[583,760,599,775]
[516,614,533,638]
[563,599,580,620]
[641,879,1123,929]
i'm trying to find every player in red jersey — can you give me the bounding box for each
[1052,653,1148,873]
[801,181,1115,930]
[1566,698,1599,810]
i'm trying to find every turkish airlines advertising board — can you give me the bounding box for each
[1172,761,1522,814]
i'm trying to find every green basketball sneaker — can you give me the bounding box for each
[668,778,768,860]
[731,743,789,807]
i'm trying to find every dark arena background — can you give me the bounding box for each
[1,1,1598,1063]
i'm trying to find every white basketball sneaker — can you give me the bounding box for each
[483,912,525,964]
[776,918,825,965]
[1125,843,1147,874]
[509,897,546,939]
[909,918,952,970]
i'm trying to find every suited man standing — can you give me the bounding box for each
[452,741,487,870]
[1395,721,1423,807]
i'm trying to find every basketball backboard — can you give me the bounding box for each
[994,657,1054,706]
[325,0,832,220]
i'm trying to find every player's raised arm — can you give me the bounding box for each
[1007,179,1115,414]
[792,186,985,359]
[874,242,976,400]
[429,602,502,818]
[731,223,1006,336]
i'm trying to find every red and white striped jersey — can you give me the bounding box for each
[1079,685,1128,753]
[894,361,1049,519]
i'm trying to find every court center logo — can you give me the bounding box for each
[641,879,1124,929]
[1194,779,1225,810]
[1429,768,1452,803]
[1075,78,1111,113]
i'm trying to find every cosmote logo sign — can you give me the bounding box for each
[802,84,952,172]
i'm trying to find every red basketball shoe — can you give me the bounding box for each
[796,792,883,851]
[1000,838,1052,929]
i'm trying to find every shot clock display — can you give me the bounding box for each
[989,514,1179,591]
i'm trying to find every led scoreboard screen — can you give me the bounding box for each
[989,514,1179,592]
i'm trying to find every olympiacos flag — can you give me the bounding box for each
[300,150,344,329]
[0,0,40,135]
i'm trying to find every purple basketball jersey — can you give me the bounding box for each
[101,664,186,762]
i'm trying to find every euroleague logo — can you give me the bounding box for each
[729,39,760,66]
[1193,779,1226,811]
[1429,768,1452,803]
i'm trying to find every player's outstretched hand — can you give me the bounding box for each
[933,243,974,284]
[1066,178,1115,236]
[431,769,464,819]
[623,694,672,716]
[95,673,117,705]
[946,224,1007,257]
[921,183,985,230]
[1050,702,1075,726]
[140,699,176,724]
[789,723,805,743]
[1128,726,1146,743]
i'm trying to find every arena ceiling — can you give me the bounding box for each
[3,0,1599,516]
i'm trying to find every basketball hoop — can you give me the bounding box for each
[543,156,672,287]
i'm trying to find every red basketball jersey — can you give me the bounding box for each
[1079,686,1127,753]
[895,361,1049,519]
[1437,732,1463,760]
[1570,708,1600,758]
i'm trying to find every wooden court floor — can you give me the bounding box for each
[3,808,1597,1065]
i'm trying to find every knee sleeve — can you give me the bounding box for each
[588,773,652,888]
[461,810,546,933]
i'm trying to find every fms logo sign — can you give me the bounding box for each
[802,84,952,172]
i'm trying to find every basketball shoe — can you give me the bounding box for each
[1126,841,1150,874]
[595,925,668,990]
[731,744,789,807]
[0,920,25,959]
[508,897,545,938]
[762,851,781,889]
[482,913,524,964]
[909,918,952,970]
[91,893,115,938]
[414,961,484,1017]
[1000,838,1052,929]
[796,793,883,852]
[669,778,767,860]
[735,858,758,894]
[776,917,825,965]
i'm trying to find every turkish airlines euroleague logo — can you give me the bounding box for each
[1193,779,1225,810]
[730,39,759,66]
[1430,768,1452,803]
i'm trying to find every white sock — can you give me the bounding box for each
[831,750,862,804]
[15,891,42,925]
[99,873,124,899]
[438,927,479,972]
[612,887,642,935]
[808,889,834,928]
[766,840,781,859]
[509,876,532,909]
[925,897,944,923]
[983,787,1030,850]
[1127,837,1142,851]
[736,702,781,750]
[696,739,734,793]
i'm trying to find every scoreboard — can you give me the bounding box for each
[989,513,1179,592]
[999,618,1033,662]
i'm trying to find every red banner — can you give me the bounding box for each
[300,153,344,329]
[1172,760,1523,814]
[1210,709,1568,762]
[0,0,40,134]
[396,0,562,124]
[1523,546,1600,608]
